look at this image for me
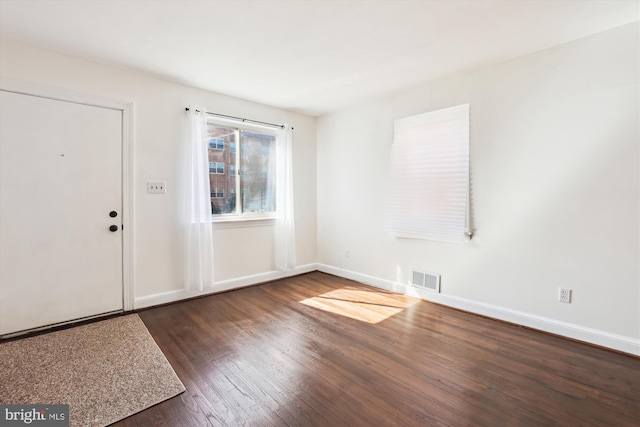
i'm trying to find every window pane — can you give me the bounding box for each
[240,131,276,214]
[208,124,237,215]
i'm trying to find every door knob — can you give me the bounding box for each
[109,211,118,218]
[109,225,118,232]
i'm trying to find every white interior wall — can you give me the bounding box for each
[317,22,639,353]
[0,39,318,306]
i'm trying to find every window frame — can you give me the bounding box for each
[207,118,279,223]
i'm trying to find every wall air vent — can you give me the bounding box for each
[410,269,440,293]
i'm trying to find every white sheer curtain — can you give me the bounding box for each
[184,107,214,291]
[274,125,296,271]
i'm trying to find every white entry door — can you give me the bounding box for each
[0,90,124,335]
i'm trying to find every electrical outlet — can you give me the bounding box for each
[345,249,350,259]
[147,182,166,194]
[559,288,571,303]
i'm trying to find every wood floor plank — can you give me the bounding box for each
[112,272,639,426]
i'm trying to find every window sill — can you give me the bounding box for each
[212,215,276,229]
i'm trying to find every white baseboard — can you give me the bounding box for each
[317,264,640,356]
[134,263,317,310]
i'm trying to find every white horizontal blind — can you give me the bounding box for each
[388,104,470,243]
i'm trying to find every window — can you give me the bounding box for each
[209,137,224,150]
[207,122,276,217]
[388,104,470,243]
[209,162,225,174]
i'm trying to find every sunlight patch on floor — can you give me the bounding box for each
[300,287,419,324]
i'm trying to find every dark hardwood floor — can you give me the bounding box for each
[115,272,639,426]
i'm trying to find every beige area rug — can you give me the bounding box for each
[0,314,185,426]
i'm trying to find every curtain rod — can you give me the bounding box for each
[184,107,286,129]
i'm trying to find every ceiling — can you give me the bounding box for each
[0,0,637,116]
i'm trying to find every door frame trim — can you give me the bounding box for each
[1,77,135,312]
